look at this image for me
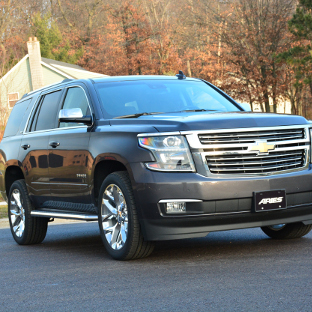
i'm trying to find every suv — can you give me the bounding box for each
[1,73,312,260]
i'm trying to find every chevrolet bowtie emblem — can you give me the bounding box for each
[248,140,275,154]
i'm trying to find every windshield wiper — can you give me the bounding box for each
[180,109,217,112]
[114,112,164,119]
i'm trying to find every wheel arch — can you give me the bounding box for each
[92,155,133,205]
[5,165,25,198]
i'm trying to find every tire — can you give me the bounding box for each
[261,222,312,239]
[8,179,48,245]
[98,171,154,260]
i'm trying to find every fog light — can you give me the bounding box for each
[166,202,186,214]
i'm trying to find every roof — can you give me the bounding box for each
[0,55,107,82]
[41,57,88,71]
[21,75,200,99]
[41,57,107,79]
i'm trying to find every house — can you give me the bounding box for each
[0,37,107,111]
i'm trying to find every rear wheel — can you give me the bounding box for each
[98,171,154,260]
[261,222,312,239]
[8,180,48,245]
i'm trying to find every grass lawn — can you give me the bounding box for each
[0,205,8,219]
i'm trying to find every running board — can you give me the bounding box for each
[31,210,98,221]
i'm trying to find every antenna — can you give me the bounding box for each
[176,70,186,79]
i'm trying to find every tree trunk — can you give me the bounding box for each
[264,91,270,113]
[290,98,295,115]
[187,60,192,77]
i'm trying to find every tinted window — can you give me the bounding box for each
[59,87,90,128]
[32,90,62,131]
[18,98,36,134]
[3,99,32,137]
[94,80,240,118]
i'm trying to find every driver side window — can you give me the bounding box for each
[59,87,90,128]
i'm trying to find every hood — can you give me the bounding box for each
[109,111,308,132]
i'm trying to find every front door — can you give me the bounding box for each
[48,86,93,204]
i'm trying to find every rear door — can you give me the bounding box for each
[19,89,63,207]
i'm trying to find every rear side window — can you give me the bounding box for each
[30,90,62,132]
[3,99,32,137]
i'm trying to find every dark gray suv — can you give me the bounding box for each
[1,74,312,260]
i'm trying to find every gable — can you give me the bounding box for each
[42,64,70,85]
[0,56,32,109]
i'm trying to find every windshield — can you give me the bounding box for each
[94,80,240,118]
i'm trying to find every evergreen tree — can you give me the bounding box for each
[30,13,83,64]
[283,0,312,96]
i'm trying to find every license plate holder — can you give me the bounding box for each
[254,190,286,212]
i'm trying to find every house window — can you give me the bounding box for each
[8,93,19,108]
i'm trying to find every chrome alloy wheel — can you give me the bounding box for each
[101,184,128,250]
[9,189,26,238]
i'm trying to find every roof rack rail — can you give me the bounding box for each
[62,78,75,83]
[21,78,76,99]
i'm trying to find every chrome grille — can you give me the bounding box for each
[199,128,305,145]
[185,126,310,176]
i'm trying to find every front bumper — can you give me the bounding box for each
[130,163,312,241]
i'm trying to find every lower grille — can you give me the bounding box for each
[206,149,306,174]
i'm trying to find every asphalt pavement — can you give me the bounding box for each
[1,220,312,311]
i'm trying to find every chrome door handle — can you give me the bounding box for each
[21,144,30,150]
[49,142,60,148]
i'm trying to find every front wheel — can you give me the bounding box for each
[8,180,48,245]
[261,222,312,239]
[98,171,154,260]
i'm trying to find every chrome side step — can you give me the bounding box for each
[31,210,98,221]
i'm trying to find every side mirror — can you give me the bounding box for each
[239,103,252,112]
[59,108,93,126]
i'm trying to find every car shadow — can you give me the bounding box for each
[149,230,312,262]
[25,222,312,263]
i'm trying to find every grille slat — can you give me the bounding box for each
[199,131,303,139]
[200,135,303,144]
[209,151,302,161]
[197,127,308,175]
[209,161,303,173]
[208,155,303,167]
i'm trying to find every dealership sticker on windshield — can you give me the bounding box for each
[254,190,286,212]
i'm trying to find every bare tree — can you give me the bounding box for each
[218,0,296,112]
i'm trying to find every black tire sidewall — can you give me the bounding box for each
[98,173,136,260]
[261,222,312,239]
[8,180,32,245]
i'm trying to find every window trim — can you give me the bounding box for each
[23,85,93,134]
[24,88,64,134]
[28,96,44,132]
[57,85,93,130]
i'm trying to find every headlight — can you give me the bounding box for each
[138,135,195,172]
